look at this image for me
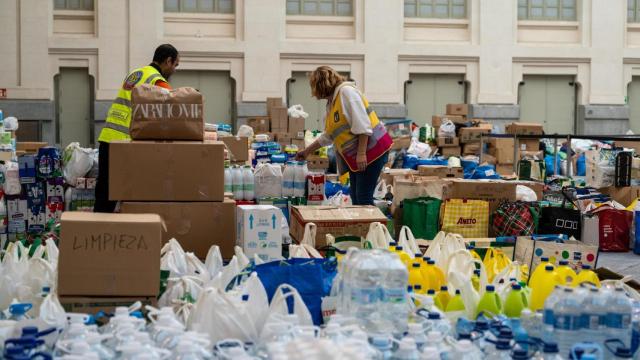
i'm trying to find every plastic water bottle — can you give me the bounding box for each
[380,250,410,335]
[553,288,582,356]
[424,312,450,335]
[542,286,561,343]
[521,308,542,340]
[370,335,393,360]
[607,287,632,346]
[630,300,640,355]
[224,165,232,194]
[349,250,386,331]
[391,337,419,360]
[242,165,254,201]
[282,161,296,197]
[293,161,308,197]
[581,287,608,349]
[484,338,512,360]
[232,166,244,200]
[448,339,483,360]
[407,323,427,350]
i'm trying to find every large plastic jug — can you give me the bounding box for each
[572,264,601,287]
[445,289,465,312]
[529,265,562,311]
[426,289,443,310]
[435,286,452,310]
[395,246,411,267]
[556,260,578,286]
[504,284,528,318]
[421,259,445,291]
[528,257,552,286]
[518,281,531,305]
[476,285,502,318]
[471,270,481,292]
[408,262,426,290]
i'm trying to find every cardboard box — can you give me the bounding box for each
[488,138,515,164]
[616,140,640,154]
[237,205,282,262]
[380,169,418,188]
[418,165,463,178]
[391,136,412,150]
[307,155,329,170]
[481,153,496,165]
[291,139,305,150]
[432,115,466,127]
[109,141,224,201]
[518,139,540,152]
[266,97,284,114]
[16,142,48,154]
[600,186,640,207]
[462,142,481,155]
[506,122,544,136]
[437,137,459,147]
[290,206,387,247]
[459,127,491,143]
[58,212,163,296]
[443,179,517,213]
[273,132,292,147]
[120,199,236,259]
[247,117,270,133]
[288,117,305,139]
[496,164,515,176]
[220,136,250,162]
[440,147,461,157]
[270,107,289,132]
[446,104,469,116]
[60,296,157,315]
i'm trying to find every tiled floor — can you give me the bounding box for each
[598,251,640,279]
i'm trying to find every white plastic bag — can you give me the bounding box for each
[161,239,189,278]
[516,185,538,202]
[3,117,18,131]
[39,293,66,328]
[288,104,309,119]
[407,139,432,159]
[236,124,254,138]
[364,222,394,250]
[424,232,466,270]
[204,246,224,278]
[158,276,203,308]
[397,226,421,257]
[62,142,94,185]
[235,246,251,270]
[254,163,283,199]
[188,287,259,343]
[438,120,456,138]
[289,223,323,259]
[236,272,269,333]
[261,284,313,340]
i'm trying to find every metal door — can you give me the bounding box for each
[55,68,93,147]
[287,72,328,131]
[519,75,576,134]
[170,70,234,125]
[405,74,465,126]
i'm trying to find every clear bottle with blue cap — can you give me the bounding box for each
[531,342,563,360]
[484,338,513,360]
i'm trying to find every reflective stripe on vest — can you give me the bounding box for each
[97,66,167,143]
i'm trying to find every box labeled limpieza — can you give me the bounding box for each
[290,206,388,247]
[58,212,163,296]
[237,205,282,262]
[109,141,224,201]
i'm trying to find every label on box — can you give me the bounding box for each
[237,205,282,262]
[27,205,46,234]
[306,174,325,205]
[24,182,45,207]
[18,155,36,184]
[7,198,27,221]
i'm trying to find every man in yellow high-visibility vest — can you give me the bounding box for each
[94,44,180,212]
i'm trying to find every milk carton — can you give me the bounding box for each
[237,205,282,262]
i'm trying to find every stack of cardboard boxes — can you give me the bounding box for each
[486,122,543,176]
[432,104,491,158]
[246,97,306,151]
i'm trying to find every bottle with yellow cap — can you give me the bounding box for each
[421,259,445,291]
[435,286,452,311]
[530,265,563,310]
[528,257,553,286]
[476,285,502,318]
[572,264,601,287]
[556,260,578,286]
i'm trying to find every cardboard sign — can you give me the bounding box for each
[237,205,282,262]
[58,212,163,296]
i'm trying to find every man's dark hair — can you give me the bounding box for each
[153,44,179,63]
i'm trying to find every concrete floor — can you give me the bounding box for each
[598,251,640,279]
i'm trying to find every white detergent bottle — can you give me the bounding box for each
[282,161,296,197]
[243,165,255,201]
[232,166,244,200]
[224,165,233,195]
[294,161,308,197]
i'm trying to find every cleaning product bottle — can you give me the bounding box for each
[395,246,411,267]
[242,165,254,201]
[471,269,481,292]
[421,259,445,291]
[530,265,562,311]
[232,166,244,200]
[224,165,232,195]
[282,161,296,197]
[529,257,553,286]
[413,284,426,295]
[426,289,442,310]
[476,285,502,318]
[556,260,578,286]
[573,264,601,287]
[446,289,466,313]
[518,281,532,305]
[408,262,426,290]
[388,241,398,252]
[504,283,528,318]
[435,286,452,311]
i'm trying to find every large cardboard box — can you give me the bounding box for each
[220,136,250,162]
[441,147,461,157]
[307,155,329,170]
[616,140,640,154]
[60,296,157,315]
[109,141,224,201]
[16,142,48,154]
[496,164,515,176]
[459,127,491,143]
[266,97,284,114]
[290,206,387,247]
[270,107,289,132]
[288,117,305,139]
[462,142,481,155]
[437,137,459,148]
[518,139,540,152]
[237,205,282,262]
[418,165,463,178]
[446,104,469,116]
[247,117,270,133]
[292,139,305,150]
[391,136,412,150]
[274,132,292,147]
[600,186,640,207]
[432,115,466,127]
[120,199,236,259]
[489,138,515,164]
[58,212,163,296]
[443,179,517,213]
[380,168,418,188]
[506,122,544,136]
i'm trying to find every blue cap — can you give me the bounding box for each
[541,257,549,262]
[559,260,569,266]
[423,256,431,261]
[415,253,423,258]
[512,284,522,290]
[475,318,490,331]
[427,259,436,265]
[21,327,38,336]
[428,312,442,320]
[486,285,495,292]
[545,265,554,271]
[455,289,461,295]
[395,246,403,251]
[458,333,471,340]
[498,327,513,339]
[582,264,592,270]
[543,342,559,353]
[496,338,512,350]
[512,348,529,359]
[474,269,481,275]
[241,294,250,301]
[414,285,422,290]
[412,263,421,268]
[408,286,414,292]
[440,286,448,291]
[427,289,436,295]
[389,242,397,247]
